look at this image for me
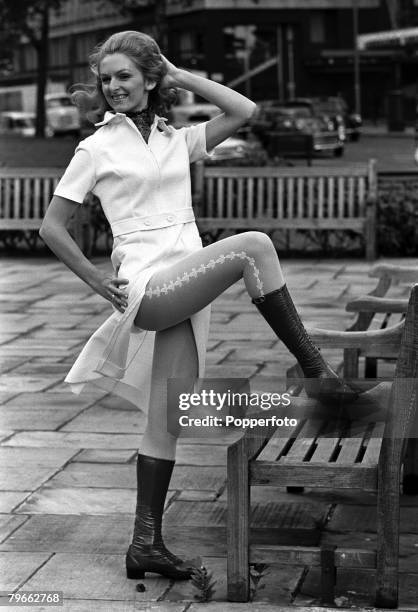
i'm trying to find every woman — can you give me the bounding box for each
[40,31,357,582]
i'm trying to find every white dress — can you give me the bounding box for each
[54,111,212,413]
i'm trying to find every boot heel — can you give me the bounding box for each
[126,567,145,579]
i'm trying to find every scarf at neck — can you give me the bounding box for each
[126,107,155,143]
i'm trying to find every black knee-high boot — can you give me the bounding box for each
[126,454,195,580]
[252,285,358,405]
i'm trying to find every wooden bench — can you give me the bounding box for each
[192,159,377,260]
[227,284,418,608]
[0,168,91,254]
[344,263,418,378]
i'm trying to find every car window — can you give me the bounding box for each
[47,97,72,108]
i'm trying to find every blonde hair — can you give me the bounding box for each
[71,31,176,123]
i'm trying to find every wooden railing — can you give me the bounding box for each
[0,167,90,253]
[192,159,377,260]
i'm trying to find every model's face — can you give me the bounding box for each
[99,53,155,113]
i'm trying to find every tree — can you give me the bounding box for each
[0,0,67,137]
[107,0,169,50]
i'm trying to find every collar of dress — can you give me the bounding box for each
[95,111,172,135]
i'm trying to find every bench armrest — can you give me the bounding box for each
[308,320,403,349]
[346,295,408,314]
[369,263,418,282]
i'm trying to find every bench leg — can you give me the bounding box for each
[403,438,418,494]
[227,441,250,602]
[375,444,400,608]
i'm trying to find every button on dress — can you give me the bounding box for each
[54,112,212,412]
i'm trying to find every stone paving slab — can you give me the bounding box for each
[15,487,139,515]
[0,551,52,590]
[0,491,31,513]
[0,514,28,543]
[10,362,73,376]
[60,405,147,434]
[23,552,169,601]
[73,449,136,464]
[0,514,132,553]
[0,374,63,393]
[4,392,95,410]
[2,431,143,448]
[164,556,301,605]
[0,601,187,612]
[46,464,138,489]
[299,567,418,609]
[321,531,418,572]
[174,444,227,466]
[326,504,418,533]
[0,405,85,431]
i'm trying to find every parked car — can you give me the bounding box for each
[168,103,221,128]
[300,96,362,142]
[253,100,344,157]
[169,103,266,163]
[0,111,35,136]
[45,93,81,137]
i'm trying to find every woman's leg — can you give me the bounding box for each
[135,231,357,405]
[141,319,198,460]
[136,231,283,330]
[127,319,199,580]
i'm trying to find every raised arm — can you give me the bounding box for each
[39,195,129,313]
[161,56,257,151]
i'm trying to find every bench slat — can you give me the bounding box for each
[207,177,214,216]
[237,178,244,218]
[277,177,284,219]
[227,177,234,217]
[362,422,385,465]
[358,176,366,215]
[282,418,323,462]
[247,177,254,219]
[256,177,263,218]
[33,178,41,219]
[327,176,334,218]
[216,177,223,218]
[348,176,355,217]
[256,421,302,462]
[297,177,304,218]
[336,435,364,463]
[317,176,324,218]
[23,178,31,218]
[251,462,377,489]
[3,178,11,218]
[310,436,340,462]
[250,544,376,568]
[196,218,366,230]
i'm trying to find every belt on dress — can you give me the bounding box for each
[111,207,196,237]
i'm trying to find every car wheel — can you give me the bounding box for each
[334,146,344,158]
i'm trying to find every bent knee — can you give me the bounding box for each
[242,231,275,257]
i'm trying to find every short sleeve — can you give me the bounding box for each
[54,144,96,204]
[179,122,213,164]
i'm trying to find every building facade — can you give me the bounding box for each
[3,0,418,119]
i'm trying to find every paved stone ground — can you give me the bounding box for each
[0,255,417,612]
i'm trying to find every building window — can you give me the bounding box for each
[310,13,325,44]
[76,32,97,63]
[22,44,37,71]
[175,30,204,65]
[49,38,69,67]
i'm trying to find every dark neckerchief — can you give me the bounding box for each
[126,107,155,143]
